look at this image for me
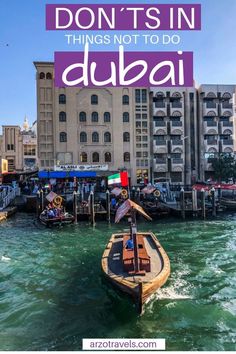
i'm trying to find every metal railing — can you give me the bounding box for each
[0,186,20,210]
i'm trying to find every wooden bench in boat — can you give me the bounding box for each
[123,234,151,273]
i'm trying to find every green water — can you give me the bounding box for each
[0,213,236,350]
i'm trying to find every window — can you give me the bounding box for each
[104,132,111,143]
[123,132,130,142]
[59,94,66,104]
[80,152,87,163]
[135,89,141,103]
[60,132,67,142]
[105,152,111,162]
[92,112,99,122]
[39,72,45,79]
[122,95,129,105]
[104,112,111,122]
[92,132,99,142]
[79,112,86,122]
[46,73,52,79]
[59,111,66,122]
[142,89,147,103]
[91,94,98,104]
[124,152,130,162]
[92,152,99,162]
[123,112,129,122]
[24,145,36,156]
[80,132,87,143]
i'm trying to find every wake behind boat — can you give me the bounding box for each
[101,199,170,314]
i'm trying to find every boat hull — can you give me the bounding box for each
[39,214,74,227]
[101,232,170,314]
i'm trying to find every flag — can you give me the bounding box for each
[115,199,152,223]
[108,173,121,185]
[111,187,122,196]
[120,171,129,187]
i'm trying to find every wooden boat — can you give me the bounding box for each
[220,197,236,210]
[39,211,74,227]
[39,191,74,226]
[101,199,170,314]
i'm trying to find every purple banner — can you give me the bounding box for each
[54,47,193,87]
[46,4,201,31]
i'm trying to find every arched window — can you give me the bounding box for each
[80,152,87,163]
[79,112,86,122]
[104,112,111,122]
[104,132,111,143]
[39,72,45,79]
[222,92,232,99]
[60,132,67,142]
[59,94,66,104]
[59,111,66,122]
[124,152,130,162]
[46,72,52,79]
[105,152,111,162]
[92,152,99,162]
[123,132,130,142]
[122,95,129,105]
[92,132,99,143]
[123,112,129,122]
[91,112,99,122]
[91,94,98,105]
[80,132,87,143]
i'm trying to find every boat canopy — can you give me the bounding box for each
[141,186,156,194]
[193,183,236,191]
[115,199,152,223]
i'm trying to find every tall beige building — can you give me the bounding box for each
[150,87,198,185]
[0,119,38,173]
[198,85,235,181]
[34,62,151,185]
[0,126,23,172]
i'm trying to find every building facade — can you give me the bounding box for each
[0,119,38,173]
[198,85,235,181]
[34,62,236,185]
[34,62,151,185]
[150,87,198,185]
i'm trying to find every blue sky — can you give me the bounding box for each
[0,0,236,127]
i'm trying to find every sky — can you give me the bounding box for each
[0,0,236,128]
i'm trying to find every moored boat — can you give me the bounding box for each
[39,191,74,226]
[39,211,74,227]
[101,199,170,314]
[220,197,236,210]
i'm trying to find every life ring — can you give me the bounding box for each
[154,189,161,198]
[121,189,128,198]
[53,195,62,207]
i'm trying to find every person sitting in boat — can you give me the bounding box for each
[111,197,117,209]
[125,238,134,250]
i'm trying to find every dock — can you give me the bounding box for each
[0,206,17,222]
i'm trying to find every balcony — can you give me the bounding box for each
[153,105,167,117]
[203,102,218,117]
[153,141,168,153]
[153,161,168,172]
[172,158,184,164]
[222,139,233,145]
[222,102,233,109]
[206,139,218,145]
[170,106,183,117]
[219,121,233,135]
[171,158,184,172]
[153,121,167,135]
[156,158,167,164]
[171,140,183,146]
[170,121,184,134]
[203,121,218,134]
